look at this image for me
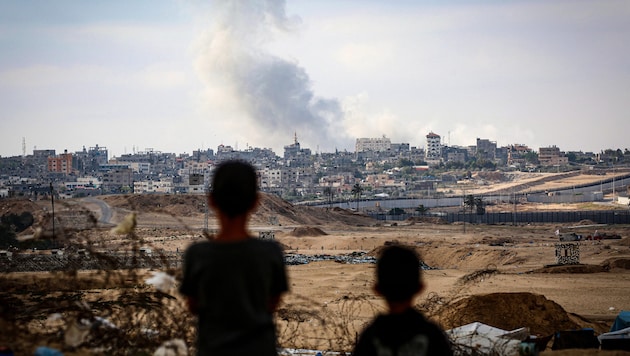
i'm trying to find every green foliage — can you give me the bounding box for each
[398,158,414,167]
[463,195,476,212]
[0,212,34,248]
[351,183,363,211]
[388,207,405,215]
[524,151,538,164]
[463,195,486,215]
[444,161,465,169]
[415,204,429,216]
[474,197,486,215]
[0,223,18,249]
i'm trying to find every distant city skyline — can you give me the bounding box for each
[5,134,627,160]
[1,0,629,158]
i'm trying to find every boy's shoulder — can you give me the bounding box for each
[373,308,443,333]
[185,237,283,254]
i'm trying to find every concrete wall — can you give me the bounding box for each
[527,191,603,204]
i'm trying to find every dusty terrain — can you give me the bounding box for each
[1,172,630,355]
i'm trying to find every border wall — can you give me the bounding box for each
[368,210,630,224]
[527,192,603,204]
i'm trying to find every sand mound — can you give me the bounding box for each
[365,241,407,257]
[405,216,448,224]
[101,193,376,227]
[577,219,597,225]
[531,264,608,273]
[289,226,328,237]
[615,237,630,246]
[0,198,42,216]
[601,258,630,270]
[0,198,46,225]
[257,194,375,226]
[101,194,206,216]
[434,292,580,336]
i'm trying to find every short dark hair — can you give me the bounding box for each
[376,245,422,302]
[210,160,258,218]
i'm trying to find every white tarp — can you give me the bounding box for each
[447,322,529,356]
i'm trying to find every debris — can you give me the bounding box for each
[447,322,528,356]
[154,339,187,356]
[146,271,177,293]
[64,318,92,347]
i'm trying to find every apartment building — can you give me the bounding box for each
[425,132,442,164]
[476,138,497,161]
[539,146,569,166]
[355,136,392,152]
[133,179,173,194]
[47,150,73,175]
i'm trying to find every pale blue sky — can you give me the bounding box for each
[1,0,629,158]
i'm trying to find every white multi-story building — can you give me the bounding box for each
[356,136,392,152]
[64,176,102,190]
[425,132,442,161]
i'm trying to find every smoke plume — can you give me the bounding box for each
[194,0,351,152]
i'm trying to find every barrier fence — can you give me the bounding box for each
[367,210,630,225]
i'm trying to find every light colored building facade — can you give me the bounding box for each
[133,179,173,194]
[476,138,497,161]
[261,167,282,188]
[425,132,442,163]
[539,146,569,166]
[355,136,392,152]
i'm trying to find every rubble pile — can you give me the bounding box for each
[284,251,433,269]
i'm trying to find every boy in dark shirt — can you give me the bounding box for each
[180,160,288,355]
[353,245,452,356]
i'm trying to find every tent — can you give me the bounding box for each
[446,322,529,356]
[611,311,630,332]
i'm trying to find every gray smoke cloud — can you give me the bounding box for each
[194,0,350,152]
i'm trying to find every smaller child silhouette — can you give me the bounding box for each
[352,245,452,356]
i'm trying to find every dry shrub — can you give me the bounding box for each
[0,227,194,355]
[277,293,381,352]
[457,265,499,286]
[290,226,328,237]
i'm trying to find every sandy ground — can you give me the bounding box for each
[62,215,629,354]
[2,171,630,355]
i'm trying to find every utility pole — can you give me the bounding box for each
[613,163,615,203]
[204,181,209,233]
[50,182,55,239]
[462,189,466,234]
[512,189,517,226]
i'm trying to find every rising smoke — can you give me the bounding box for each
[194,0,351,152]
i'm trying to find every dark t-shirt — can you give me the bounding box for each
[180,238,288,356]
[353,308,453,356]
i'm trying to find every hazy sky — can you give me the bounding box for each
[1,0,629,158]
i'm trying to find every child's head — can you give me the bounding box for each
[375,245,423,303]
[210,160,258,218]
